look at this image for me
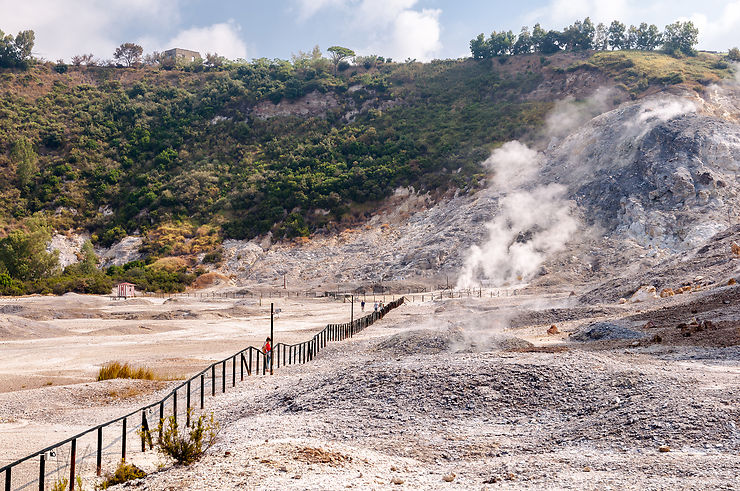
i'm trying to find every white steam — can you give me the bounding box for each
[545,86,619,139]
[457,141,578,288]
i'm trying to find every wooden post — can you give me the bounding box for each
[200,374,205,409]
[186,381,191,427]
[96,427,103,476]
[158,402,164,440]
[69,438,76,490]
[270,303,274,375]
[141,411,147,452]
[121,418,127,461]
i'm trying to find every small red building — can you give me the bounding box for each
[117,282,136,298]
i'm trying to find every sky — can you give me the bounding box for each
[1,0,740,63]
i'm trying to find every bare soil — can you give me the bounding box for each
[2,283,737,490]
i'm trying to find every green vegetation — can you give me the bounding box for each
[100,461,146,488]
[97,361,156,381]
[0,28,35,68]
[0,24,735,296]
[156,410,219,465]
[471,18,698,58]
[580,50,731,93]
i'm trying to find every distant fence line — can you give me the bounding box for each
[0,297,404,491]
[132,288,518,302]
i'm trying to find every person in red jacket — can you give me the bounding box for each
[262,337,272,375]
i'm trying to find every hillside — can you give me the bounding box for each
[0,52,730,242]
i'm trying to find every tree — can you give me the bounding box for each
[512,27,533,55]
[728,47,740,61]
[488,30,515,56]
[608,21,626,50]
[561,18,595,51]
[142,51,161,66]
[540,30,563,54]
[79,240,98,275]
[625,25,638,49]
[114,43,143,67]
[14,30,34,61]
[635,23,662,51]
[594,22,608,51]
[0,28,34,68]
[11,137,38,188]
[0,217,60,282]
[470,33,488,59]
[531,23,546,52]
[327,46,355,72]
[204,52,226,69]
[663,21,699,56]
[71,53,95,66]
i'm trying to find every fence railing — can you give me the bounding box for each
[0,297,405,491]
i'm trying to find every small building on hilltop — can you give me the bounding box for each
[117,282,136,298]
[162,48,201,64]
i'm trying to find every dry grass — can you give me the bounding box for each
[584,50,731,93]
[97,361,156,381]
[293,446,352,466]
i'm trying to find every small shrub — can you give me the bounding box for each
[156,410,219,465]
[97,361,155,381]
[728,47,740,61]
[202,250,223,264]
[50,477,68,491]
[100,460,146,488]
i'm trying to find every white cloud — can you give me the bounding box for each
[294,0,348,20]
[389,8,442,61]
[294,0,442,61]
[523,0,740,50]
[0,0,179,61]
[163,21,248,60]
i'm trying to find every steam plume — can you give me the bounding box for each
[457,141,578,288]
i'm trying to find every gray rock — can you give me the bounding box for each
[571,322,646,342]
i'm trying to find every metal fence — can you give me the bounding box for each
[1,297,405,491]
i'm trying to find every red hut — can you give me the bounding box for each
[117,282,136,298]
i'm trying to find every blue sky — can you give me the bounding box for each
[1,0,740,62]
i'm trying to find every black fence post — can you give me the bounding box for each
[39,451,46,491]
[200,374,205,409]
[158,402,164,440]
[211,364,216,396]
[96,427,103,476]
[173,390,177,424]
[141,411,147,452]
[5,467,10,491]
[240,353,245,380]
[186,381,191,427]
[69,438,76,490]
[122,417,127,461]
[222,361,226,393]
[249,349,253,376]
[232,355,236,387]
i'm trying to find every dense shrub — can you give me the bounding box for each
[156,411,219,465]
[100,461,146,488]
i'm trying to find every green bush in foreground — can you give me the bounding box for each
[156,410,219,465]
[100,460,146,488]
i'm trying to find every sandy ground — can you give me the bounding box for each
[0,292,370,464]
[1,285,739,490]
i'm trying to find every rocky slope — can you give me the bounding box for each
[200,82,740,293]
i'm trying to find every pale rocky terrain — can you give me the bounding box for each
[3,76,740,490]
